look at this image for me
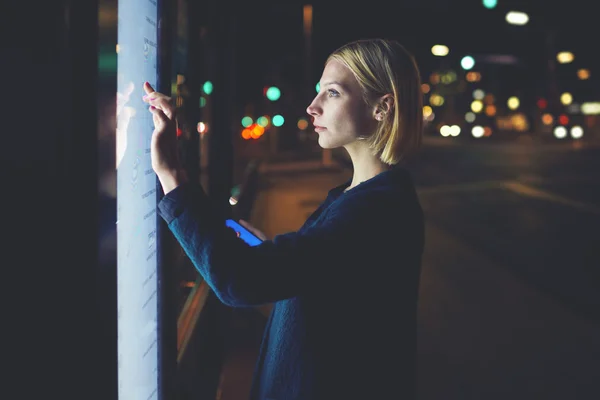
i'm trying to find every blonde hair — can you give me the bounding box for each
[327,39,423,165]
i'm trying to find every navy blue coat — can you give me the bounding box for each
[158,166,424,400]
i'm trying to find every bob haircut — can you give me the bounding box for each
[326,38,423,165]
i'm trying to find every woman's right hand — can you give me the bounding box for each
[142,82,187,193]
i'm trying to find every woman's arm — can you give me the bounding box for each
[158,183,408,307]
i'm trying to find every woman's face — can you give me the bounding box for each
[306,60,376,149]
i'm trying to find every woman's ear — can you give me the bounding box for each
[374,94,394,121]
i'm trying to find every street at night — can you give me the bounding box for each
[413,139,599,399]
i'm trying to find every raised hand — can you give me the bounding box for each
[142,82,187,193]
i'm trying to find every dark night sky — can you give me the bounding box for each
[227,0,599,107]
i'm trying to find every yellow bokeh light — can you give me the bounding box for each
[431,45,449,57]
[556,51,574,64]
[429,94,445,107]
[423,106,433,117]
[560,92,573,105]
[507,96,520,110]
[511,113,529,131]
[471,100,484,113]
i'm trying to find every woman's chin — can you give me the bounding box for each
[317,136,336,149]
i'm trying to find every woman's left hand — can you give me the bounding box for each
[142,82,187,193]
[239,220,269,241]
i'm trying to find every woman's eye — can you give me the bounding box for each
[327,89,339,97]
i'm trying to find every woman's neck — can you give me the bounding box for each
[344,145,391,192]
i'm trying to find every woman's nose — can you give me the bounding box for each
[306,100,319,116]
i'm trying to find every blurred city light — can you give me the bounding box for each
[431,45,449,56]
[556,52,574,64]
[272,114,284,126]
[297,118,309,130]
[511,113,529,131]
[537,98,548,109]
[481,54,519,65]
[581,102,600,114]
[430,94,445,106]
[472,125,485,138]
[257,116,270,127]
[202,81,213,95]
[197,122,207,135]
[560,92,573,106]
[440,125,460,137]
[485,105,497,117]
[473,89,485,100]
[461,56,475,70]
[441,71,458,84]
[505,11,529,25]
[482,0,497,9]
[571,126,584,139]
[507,96,520,110]
[577,68,590,80]
[265,86,281,101]
[241,123,265,140]
[471,100,484,113]
[303,5,313,35]
[567,103,580,113]
[466,71,482,82]
[553,126,567,139]
[541,113,553,125]
[423,106,433,118]
[558,114,569,125]
[241,116,253,127]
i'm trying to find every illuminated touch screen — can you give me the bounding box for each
[116,0,160,398]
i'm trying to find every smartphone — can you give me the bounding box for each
[225,219,263,246]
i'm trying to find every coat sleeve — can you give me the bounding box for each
[157,183,402,307]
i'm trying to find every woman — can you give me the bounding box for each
[144,38,424,400]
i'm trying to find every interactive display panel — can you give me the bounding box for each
[116,0,160,398]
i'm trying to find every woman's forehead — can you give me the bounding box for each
[320,60,360,91]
